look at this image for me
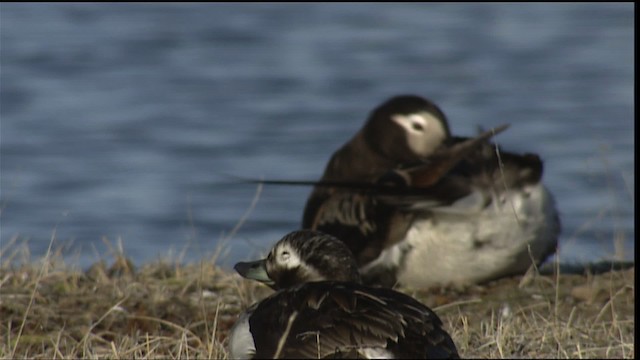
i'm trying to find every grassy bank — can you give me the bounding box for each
[0,242,634,359]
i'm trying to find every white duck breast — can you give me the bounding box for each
[367,183,559,288]
[228,309,256,359]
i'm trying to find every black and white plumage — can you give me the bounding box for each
[302,95,561,288]
[229,230,459,359]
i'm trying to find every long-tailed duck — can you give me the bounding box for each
[302,95,560,288]
[229,230,459,359]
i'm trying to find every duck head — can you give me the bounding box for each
[363,95,452,163]
[234,230,361,290]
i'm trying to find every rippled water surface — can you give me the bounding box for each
[1,3,634,269]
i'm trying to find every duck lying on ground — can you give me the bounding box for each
[302,95,561,288]
[229,230,460,359]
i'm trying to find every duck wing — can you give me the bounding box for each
[249,281,459,359]
[301,125,511,262]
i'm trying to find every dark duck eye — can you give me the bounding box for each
[411,122,424,131]
[376,170,409,188]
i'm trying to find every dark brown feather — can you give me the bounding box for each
[302,124,548,275]
[248,281,459,359]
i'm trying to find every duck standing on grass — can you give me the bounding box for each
[229,230,459,359]
[302,95,561,288]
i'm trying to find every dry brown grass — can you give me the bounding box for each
[0,237,260,359]
[0,237,634,359]
[409,265,634,358]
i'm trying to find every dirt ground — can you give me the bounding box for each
[0,247,634,359]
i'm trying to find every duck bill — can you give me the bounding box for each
[406,123,510,187]
[234,259,276,287]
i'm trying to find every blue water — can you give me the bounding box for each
[1,3,634,270]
